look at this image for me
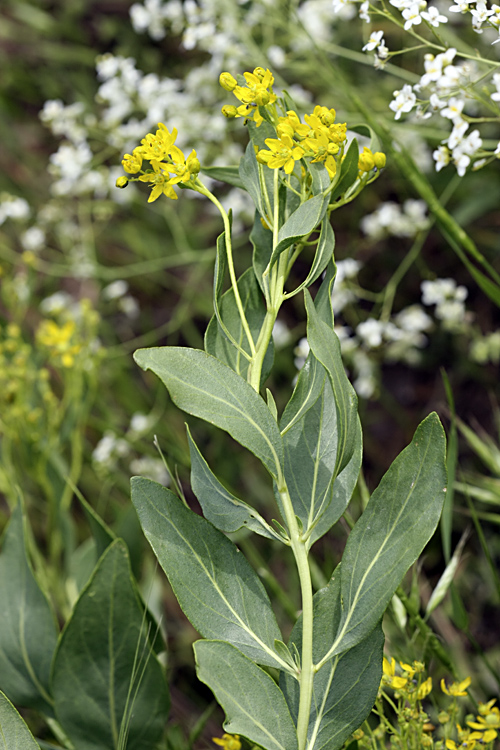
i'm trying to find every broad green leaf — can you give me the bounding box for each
[187,427,282,541]
[319,413,447,663]
[313,260,337,328]
[51,539,168,750]
[194,640,298,750]
[280,354,327,436]
[305,290,358,477]
[201,165,245,190]
[134,347,284,479]
[205,267,274,386]
[329,139,359,205]
[308,161,332,194]
[0,690,41,750]
[269,194,328,270]
[308,416,362,547]
[286,219,335,300]
[131,478,287,670]
[281,573,383,750]
[0,503,57,714]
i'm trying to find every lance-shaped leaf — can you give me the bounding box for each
[0,503,57,714]
[0,690,41,750]
[205,267,274,387]
[187,427,282,541]
[195,640,298,750]
[318,413,447,665]
[281,573,383,750]
[268,194,328,270]
[201,165,245,190]
[251,211,274,296]
[304,290,358,478]
[329,139,359,204]
[239,121,276,217]
[134,346,284,479]
[51,540,168,750]
[131,478,288,670]
[286,218,335,300]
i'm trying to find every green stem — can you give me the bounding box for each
[195,181,256,357]
[278,487,314,750]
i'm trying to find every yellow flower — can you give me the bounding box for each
[122,148,143,174]
[36,320,82,367]
[219,72,237,91]
[382,657,408,690]
[138,163,178,202]
[138,123,178,163]
[277,111,311,140]
[257,134,305,174]
[212,734,241,750]
[468,706,500,732]
[168,149,201,185]
[441,677,471,697]
[358,147,386,172]
[417,676,433,700]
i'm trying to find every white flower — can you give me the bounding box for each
[491,72,500,101]
[449,0,471,12]
[421,278,468,306]
[356,319,386,348]
[129,413,152,436]
[440,96,465,122]
[0,195,30,225]
[447,119,468,149]
[362,29,385,51]
[294,337,310,370]
[359,0,371,21]
[103,280,128,300]
[272,319,292,348]
[421,5,448,24]
[129,457,170,486]
[433,145,451,171]
[389,84,417,119]
[21,226,45,252]
[402,2,426,27]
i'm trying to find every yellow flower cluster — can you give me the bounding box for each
[36,320,82,368]
[220,67,277,127]
[212,734,241,750]
[220,68,386,181]
[120,123,201,202]
[382,657,432,699]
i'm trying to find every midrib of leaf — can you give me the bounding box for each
[280,372,325,437]
[212,679,290,750]
[307,655,339,750]
[165,368,283,478]
[316,442,429,669]
[19,574,54,708]
[144,494,295,676]
[306,389,328,533]
[108,582,118,748]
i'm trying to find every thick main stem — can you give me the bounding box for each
[279,488,314,750]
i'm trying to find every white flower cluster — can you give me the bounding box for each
[0,194,30,226]
[421,277,469,325]
[360,199,429,239]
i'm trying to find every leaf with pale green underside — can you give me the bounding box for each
[323,413,447,661]
[268,194,328,270]
[134,346,283,479]
[305,289,358,478]
[195,640,298,750]
[0,503,57,714]
[131,477,287,669]
[329,139,359,204]
[281,572,384,750]
[286,218,335,300]
[0,690,41,750]
[187,427,282,541]
[251,211,273,295]
[201,165,245,190]
[51,539,168,750]
[205,267,274,387]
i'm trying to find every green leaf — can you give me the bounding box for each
[0,690,41,750]
[304,290,358,477]
[201,165,245,190]
[286,219,335,299]
[308,161,332,194]
[239,123,275,218]
[314,260,337,328]
[280,354,327,436]
[131,478,287,670]
[187,427,282,541]
[51,539,168,750]
[251,211,274,295]
[281,573,383,750]
[134,346,284,479]
[329,139,359,204]
[205,267,274,386]
[0,503,57,714]
[321,413,447,662]
[269,194,328,270]
[194,640,298,750]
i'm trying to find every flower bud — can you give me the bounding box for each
[116,176,129,188]
[221,105,238,118]
[358,147,375,172]
[373,151,386,168]
[219,72,237,91]
[253,66,266,80]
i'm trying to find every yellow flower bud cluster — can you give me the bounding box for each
[219,67,277,127]
[119,123,200,203]
[358,146,387,173]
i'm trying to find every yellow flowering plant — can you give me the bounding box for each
[112,67,450,750]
